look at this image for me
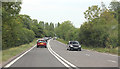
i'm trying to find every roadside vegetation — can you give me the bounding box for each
[57,38,118,54]
[2,2,55,50]
[2,38,38,64]
[55,1,120,55]
[57,38,68,44]
[1,0,120,65]
[2,2,55,64]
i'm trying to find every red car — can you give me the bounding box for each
[37,39,47,48]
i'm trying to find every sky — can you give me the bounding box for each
[20,0,115,28]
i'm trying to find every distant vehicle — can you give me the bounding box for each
[67,41,81,51]
[47,37,52,40]
[37,39,47,48]
[49,37,52,39]
[43,37,49,42]
[53,37,57,40]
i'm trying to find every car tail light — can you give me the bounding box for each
[40,43,44,44]
[44,43,46,46]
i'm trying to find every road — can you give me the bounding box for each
[4,39,118,69]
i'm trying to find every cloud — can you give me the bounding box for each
[20,0,113,28]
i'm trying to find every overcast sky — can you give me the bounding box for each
[20,0,116,28]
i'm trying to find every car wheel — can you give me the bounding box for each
[45,46,47,48]
[78,48,81,51]
[69,48,72,51]
[37,45,39,48]
[69,49,71,51]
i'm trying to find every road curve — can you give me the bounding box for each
[49,39,118,67]
[3,39,118,69]
[10,45,64,67]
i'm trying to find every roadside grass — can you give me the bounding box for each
[82,45,118,55]
[1,38,39,64]
[56,38,68,44]
[57,38,118,55]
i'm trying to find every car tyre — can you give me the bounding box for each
[45,46,47,48]
[78,48,81,51]
[67,48,69,50]
[69,49,71,51]
[69,48,73,51]
[37,45,39,48]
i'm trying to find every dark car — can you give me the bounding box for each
[37,39,47,48]
[67,41,81,51]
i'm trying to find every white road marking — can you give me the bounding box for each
[86,49,118,57]
[4,44,36,68]
[107,60,117,63]
[85,54,90,56]
[102,53,118,57]
[47,44,70,68]
[48,40,80,69]
[57,40,67,45]
[57,39,118,57]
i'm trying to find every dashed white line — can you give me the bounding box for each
[107,60,117,63]
[85,54,90,56]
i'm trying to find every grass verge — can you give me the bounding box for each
[1,38,39,64]
[56,38,68,44]
[82,45,118,55]
[57,38,118,55]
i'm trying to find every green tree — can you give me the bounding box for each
[84,5,101,22]
[109,1,120,20]
[39,21,44,29]
[18,14,32,29]
[55,20,75,40]
[2,2,22,49]
[79,4,118,48]
[109,0,120,12]
[2,2,36,49]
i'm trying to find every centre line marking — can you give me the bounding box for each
[48,40,80,69]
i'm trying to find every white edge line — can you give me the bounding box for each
[56,40,67,45]
[4,44,36,68]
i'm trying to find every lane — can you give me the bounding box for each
[47,40,79,69]
[10,45,65,67]
[50,39,118,67]
[5,39,118,68]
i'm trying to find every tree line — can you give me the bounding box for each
[55,1,119,49]
[2,2,54,49]
[2,1,120,50]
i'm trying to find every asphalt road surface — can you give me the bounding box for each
[4,39,118,69]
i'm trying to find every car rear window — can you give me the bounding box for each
[38,40,46,43]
